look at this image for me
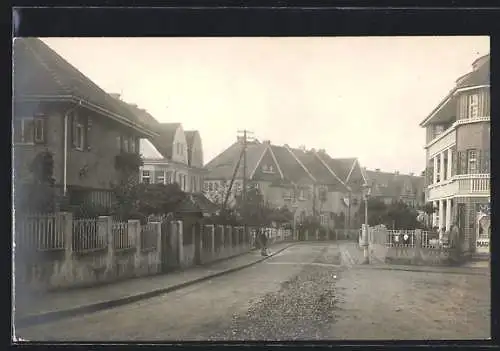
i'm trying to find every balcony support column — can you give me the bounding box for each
[440,152,445,182]
[438,200,444,238]
[447,148,453,180]
[445,198,452,232]
[433,156,438,184]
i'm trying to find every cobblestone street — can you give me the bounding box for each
[16,243,490,341]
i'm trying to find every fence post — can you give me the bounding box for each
[100,216,113,276]
[210,225,215,259]
[413,229,422,264]
[60,212,73,284]
[131,220,141,271]
[177,221,184,266]
[227,226,233,256]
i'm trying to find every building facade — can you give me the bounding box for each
[119,101,207,193]
[363,169,425,208]
[420,54,490,256]
[13,38,155,209]
[204,138,366,230]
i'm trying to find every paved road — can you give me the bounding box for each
[16,243,490,341]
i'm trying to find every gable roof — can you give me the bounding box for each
[13,38,155,137]
[269,145,312,184]
[185,131,198,148]
[205,141,267,180]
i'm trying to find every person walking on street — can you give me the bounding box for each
[259,230,269,256]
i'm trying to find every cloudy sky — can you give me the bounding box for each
[42,36,489,175]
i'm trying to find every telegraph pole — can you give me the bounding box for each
[237,130,253,242]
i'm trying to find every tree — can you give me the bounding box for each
[111,182,186,223]
[357,198,423,229]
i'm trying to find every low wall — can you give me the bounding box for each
[15,215,162,292]
[369,227,462,266]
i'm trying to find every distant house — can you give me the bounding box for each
[204,138,366,229]
[362,169,425,208]
[12,38,156,209]
[116,99,207,193]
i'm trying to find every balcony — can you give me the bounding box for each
[426,125,456,157]
[427,179,458,201]
[455,174,490,196]
[427,174,490,201]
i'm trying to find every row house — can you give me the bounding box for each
[204,138,367,230]
[116,100,207,193]
[362,169,425,208]
[419,53,490,256]
[13,38,156,209]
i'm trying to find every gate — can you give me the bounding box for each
[161,220,179,272]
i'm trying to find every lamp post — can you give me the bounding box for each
[361,183,372,264]
[292,201,299,241]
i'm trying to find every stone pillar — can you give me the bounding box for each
[60,212,74,283]
[438,200,444,238]
[447,148,453,180]
[439,152,445,182]
[433,156,438,184]
[99,215,113,275]
[446,199,452,232]
[432,201,438,227]
[210,225,215,259]
[177,221,184,266]
[130,220,141,271]
[226,226,232,256]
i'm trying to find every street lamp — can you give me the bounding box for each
[292,201,299,241]
[361,182,372,264]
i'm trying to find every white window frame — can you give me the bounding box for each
[468,150,477,174]
[468,94,479,118]
[75,118,85,150]
[129,137,136,153]
[141,170,151,184]
[16,117,45,144]
[156,171,165,185]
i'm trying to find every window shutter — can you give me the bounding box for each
[13,119,22,143]
[459,151,467,175]
[482,150,490,173]
[86,117,92,150]
[42,118,48,144]
[70,114,77,148]
[451,149,457,176]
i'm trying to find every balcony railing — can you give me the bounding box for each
[427,174,489,200]
[455,174,490,195]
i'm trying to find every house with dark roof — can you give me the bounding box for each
[204,138,367,229]
[419,53,490,257]
[13,38,156,209]
[115,98,207,194]
[362,169,425,208]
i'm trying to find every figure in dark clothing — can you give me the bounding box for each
[259,230,269,256]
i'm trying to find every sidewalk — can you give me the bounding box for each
[339,241,490,275]
[15,242,294,327]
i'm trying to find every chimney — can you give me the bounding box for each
[110,93,121,100]
[263,140,271,145]
[395,171,399,175]
[284,144,290,148]
[318,149,326,154]
[299,145,306,151]
[409,172,414,176]
[375,168,380,172]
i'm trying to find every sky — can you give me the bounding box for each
[41,36,489,175]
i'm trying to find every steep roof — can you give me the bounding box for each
[13,38,154,137]
[315,153,357,183]
[185,131,198,147]
[289,149,345,190]
[205,141,267,180]
[269,145,312,184]
[140,139,164,160]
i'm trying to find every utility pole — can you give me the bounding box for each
[237,130,254,240]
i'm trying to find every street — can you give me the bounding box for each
[16,243,490,341]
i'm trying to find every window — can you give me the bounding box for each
[467,149,477,174]
[16,117,45,144]
[74,118,85,150]
[123,137,129,153]
[203,182,209,192]
[208,182,213,191]
[468,94,479,118]
[299,189,305,200]
[155,171,165,184]
[434,125,444,138]
[214,181,219,191]
[142,170,151,184]
[129,137,136,153]
[116,136,122,150]
[165,171,173,184]
[262,164,275,173]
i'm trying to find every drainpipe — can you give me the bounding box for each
[63,111,69,196]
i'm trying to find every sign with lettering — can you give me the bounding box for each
[476,238,490,254]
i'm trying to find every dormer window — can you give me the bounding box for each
[262,164,275,173]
